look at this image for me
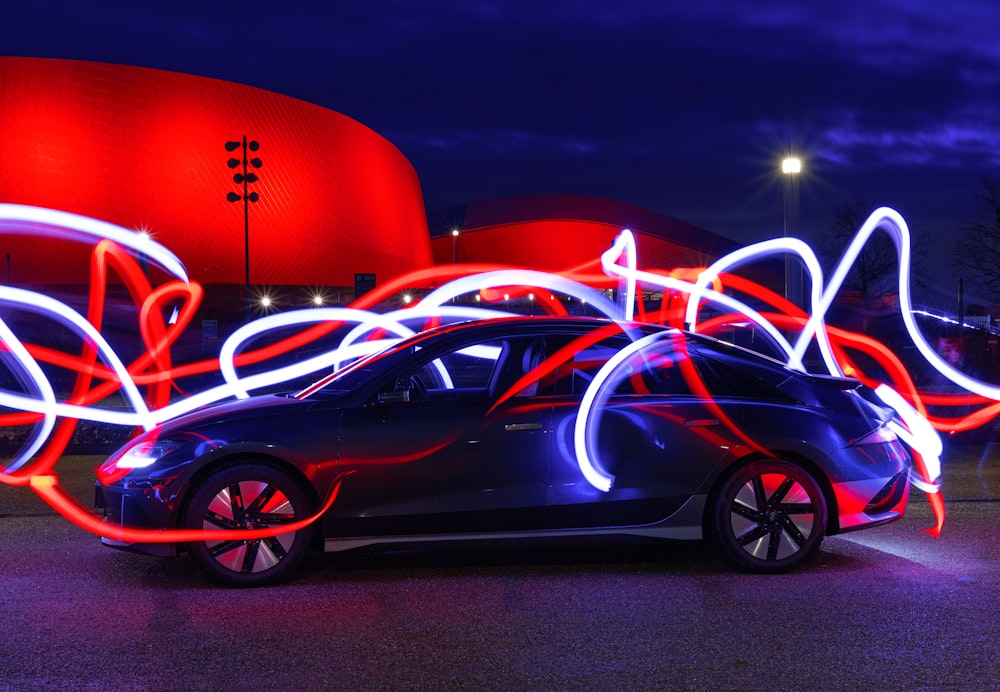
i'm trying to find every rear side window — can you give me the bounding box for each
[553,332,793,403]
[696,355,794,401]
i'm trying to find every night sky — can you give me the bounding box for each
[2,1,999,295]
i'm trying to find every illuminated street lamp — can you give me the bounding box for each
[781,156,801,302]
[451,228,460,263]
[226,136,262,321]
[782,156,801,237]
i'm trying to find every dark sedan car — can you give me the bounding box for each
[95,316,912,586]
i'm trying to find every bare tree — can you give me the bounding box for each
[955,178,1000,301]
[819,198,899,308]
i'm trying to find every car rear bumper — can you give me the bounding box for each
[832,469,911,533]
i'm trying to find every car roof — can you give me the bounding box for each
[415,315,673,339]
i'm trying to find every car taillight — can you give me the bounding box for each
[850,424,898,446]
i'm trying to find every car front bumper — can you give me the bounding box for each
[94,481,180,557]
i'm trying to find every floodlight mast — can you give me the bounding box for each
[226,136,262,321]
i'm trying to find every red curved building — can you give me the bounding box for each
[0,58,753,303]
[429,194,742,272]
[0,57,432,288]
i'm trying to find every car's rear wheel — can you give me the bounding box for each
[183,463,313,587]
[712,459,827,573]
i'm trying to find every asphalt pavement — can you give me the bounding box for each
[0,446,999,691]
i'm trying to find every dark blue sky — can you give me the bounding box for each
[3,0,999,261]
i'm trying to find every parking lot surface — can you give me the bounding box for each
[1,446,998,691]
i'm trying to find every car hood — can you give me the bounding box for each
[159,393,312,433]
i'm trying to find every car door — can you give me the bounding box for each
[546,331,739,528]
[333,335,556,537]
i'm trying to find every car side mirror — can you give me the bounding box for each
[377,389,410,405]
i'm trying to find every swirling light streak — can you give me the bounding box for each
[874,383,946,537]
[0,208,634,487]
[602,230,797,358]
[0,309,56,471]
[0,203,188,282]
[680,235,834,372]
[219,307,421,399]
[414,269,620,317]
[675,207,1000,412]
[0,202,983,544]
[29,472,350,543]
[0,285,155,429]
[335,305,510,349]
[874,385,942,487]
[572,331,668,491]
[601,231,637,320]
[218,304,522,401]
[601,215,944,513]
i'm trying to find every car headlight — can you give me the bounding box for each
[107,437,187,471]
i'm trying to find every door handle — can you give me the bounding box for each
[683,418,720,427]
[505,423,543,432]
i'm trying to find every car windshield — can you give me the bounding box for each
[294,338,414,399]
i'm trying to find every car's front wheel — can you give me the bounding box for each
[183,463,313,587]
[712,459,827,573]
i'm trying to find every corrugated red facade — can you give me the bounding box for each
[0,58,433,286]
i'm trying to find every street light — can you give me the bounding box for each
[451,228,460,263]
[781,156,801,175]
[781,155,802,304]
[226,136,262,321]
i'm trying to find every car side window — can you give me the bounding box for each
[557,334,657,396]
[393,340,506,402]
[496,336,566,399]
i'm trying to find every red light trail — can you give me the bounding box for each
[0,204,979,541]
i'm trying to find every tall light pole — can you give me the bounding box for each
[226,136,262,322]
[781,156,801,303]
[451,228,460,263]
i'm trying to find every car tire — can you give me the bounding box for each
[712,459,827,573]
[183,463,313,587]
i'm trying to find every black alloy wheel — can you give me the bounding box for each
[713,459,827,573]
[183,463,313,587]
